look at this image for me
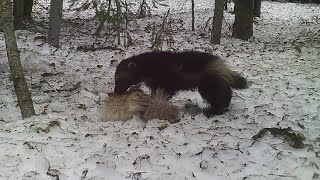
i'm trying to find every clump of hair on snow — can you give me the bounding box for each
[101,89,147,122]
[101,88,180,123]
[142,89,180,123]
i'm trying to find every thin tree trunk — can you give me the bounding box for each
[13,0,25,29]
[0,0,36,118]
[24,0,34,21]
[232,0,254,40]
[115,0,121,45]
[224,0,228,10]
[253,0,261,17]
[191,0,195,31]
[211,0,226,44]
[138,0,147,18]
[48,0,63,48]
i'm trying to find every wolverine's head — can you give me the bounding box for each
[114,61,140,94]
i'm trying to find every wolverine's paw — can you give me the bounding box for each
[202,107,226,118]
[183,102,202,117]
[202,108,215,118]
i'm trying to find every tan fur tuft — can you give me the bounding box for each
[101,91,147,122]
[142,89,180,123]
[205,58,237,86]
[205,58,248,89]
[101,89,180,123]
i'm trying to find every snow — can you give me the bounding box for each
[0,1,320,180]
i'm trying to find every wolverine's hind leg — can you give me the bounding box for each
[198,76,232,117]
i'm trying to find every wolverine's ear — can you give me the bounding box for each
[128,62,136,69]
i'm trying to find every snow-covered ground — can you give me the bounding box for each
[0,1,319,179]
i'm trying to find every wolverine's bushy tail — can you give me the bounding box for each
[230,73,248,89]
[206,59,248,89]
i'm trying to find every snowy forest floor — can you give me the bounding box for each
[0,1,319,180]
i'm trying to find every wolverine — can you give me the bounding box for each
[114,51,248,116]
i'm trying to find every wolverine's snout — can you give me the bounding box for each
[114,85,127,94]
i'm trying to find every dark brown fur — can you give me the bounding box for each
[114,51,247,117]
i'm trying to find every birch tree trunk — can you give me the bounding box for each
[0,0,36,118]
[48,0,63,48]
[211,0,226,44]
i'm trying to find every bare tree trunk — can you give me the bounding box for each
[13,0,25,29]
[115,0,121,45]
[48,0,63,48]
[13,0,34,29]
[191,0,195,31]
[138,0,147,18]
[0,0,36,119]
[211,0,226,44]
[232,0,254,40]
[253,0,261,17]
[24,0,34,21]
[224,1,227,11]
